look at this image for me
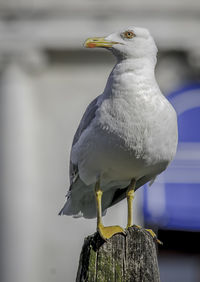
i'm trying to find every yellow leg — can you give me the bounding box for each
[125,179,162,244]
[126,179,136,228]
[95,180,124,240]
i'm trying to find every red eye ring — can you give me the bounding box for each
[123,30,135,39]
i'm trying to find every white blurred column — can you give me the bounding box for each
[0,51,46,282]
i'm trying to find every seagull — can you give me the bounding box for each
[59,27,178,240]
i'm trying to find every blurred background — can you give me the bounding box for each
[0,0,200,281]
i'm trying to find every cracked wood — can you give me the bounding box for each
[76,225,160,282]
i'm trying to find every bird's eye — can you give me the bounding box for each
[122,30,135,39]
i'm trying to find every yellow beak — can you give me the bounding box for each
[84,37,120,48]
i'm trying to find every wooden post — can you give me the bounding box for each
[76,225,160,282]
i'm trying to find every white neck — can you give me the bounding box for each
[103,57,158,98]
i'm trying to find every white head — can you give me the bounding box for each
[85,26,158,63]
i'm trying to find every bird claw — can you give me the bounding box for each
[145,228,163,245]
[126,225,163,245]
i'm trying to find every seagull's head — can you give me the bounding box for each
[84,26,157,62]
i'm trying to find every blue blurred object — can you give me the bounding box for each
[143,83,200,231]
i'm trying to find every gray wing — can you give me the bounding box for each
[69,95,100,185]
[59,95,99,216]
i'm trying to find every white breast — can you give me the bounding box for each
[71,92,177,187]
[71,59,178,187]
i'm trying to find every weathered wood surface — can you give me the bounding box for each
[76,225,160,282]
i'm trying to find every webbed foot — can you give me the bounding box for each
[98,223,125,240]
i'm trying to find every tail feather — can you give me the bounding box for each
[59,176,116,219]
[59,177,97,218]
